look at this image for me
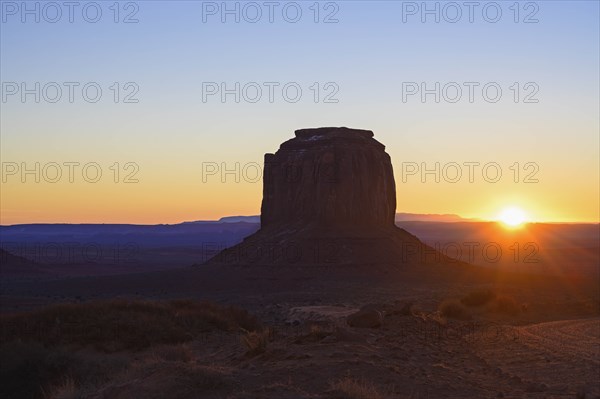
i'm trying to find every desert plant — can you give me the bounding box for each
[240,328,271,357]
[308,324,333,340]
[329,377,387,399]
[460,289,496,307]
[492,295,520,315]
[0,299,261,352]
[0,341,128,399]
[46,376,80,399]
[78,358,230,399]
[439,299,471,320]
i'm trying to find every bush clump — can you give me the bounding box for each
[0,299,261,352]
[329,377,387,399]
[492,295,521,315]
[460,289,496,307]
[439,299,471,320]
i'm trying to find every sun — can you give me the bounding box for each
[497,207,528,228]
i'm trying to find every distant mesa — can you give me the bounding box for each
[218,216,261,224]
[206,127,453,266]
[395,213,473,223]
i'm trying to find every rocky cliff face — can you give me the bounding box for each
[206,127,448,267]
[261,127,396,231]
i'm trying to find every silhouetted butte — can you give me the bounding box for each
[206,127,446,266]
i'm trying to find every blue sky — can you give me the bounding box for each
[1,1,599,223]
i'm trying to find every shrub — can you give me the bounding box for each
[0,299,261,352]
[329,377,387,399]
[460,289,496,307]
[493,295,520,316]
[240,328,271,357]
[49,377,80,399]
[55,359,230,399]
[439,299,471,320]
[294,323,334,344]
[0,341,127,399]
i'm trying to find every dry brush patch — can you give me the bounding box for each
[460,289,497,307]
[240,327,272,357]
[329,377,389,399]
[491,295,521,316]
[441,290,523,320]
[0,299,260,399]
[0,298,261,352]
[0,341,129,399]
[438,299,472,320]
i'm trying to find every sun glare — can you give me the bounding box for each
[497,207,528,228]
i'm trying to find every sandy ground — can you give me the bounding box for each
[114,309,599,399]
[2,264,599,398]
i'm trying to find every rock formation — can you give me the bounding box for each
[206,127,449,267]
[261,127,396,231]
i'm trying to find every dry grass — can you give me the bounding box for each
[461,289,496,307]
[45,358,230,399]
[329,377,387,399]
[1,299,260,352]
[101,358,230,399]
[294,323,334,344]
[492,295,521,315]
[439,299,471,320]
[0,341,128,399]
[308,324,333,340]
[240,328,271,357]
[48,377,79,399]
[0,299,258,398]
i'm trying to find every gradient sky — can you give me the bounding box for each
[1,0,599,224]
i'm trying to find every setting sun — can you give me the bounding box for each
[498,207,528,228]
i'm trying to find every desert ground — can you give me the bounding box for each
[1,260,598,399]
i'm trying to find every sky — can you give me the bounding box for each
[1,0,599,225]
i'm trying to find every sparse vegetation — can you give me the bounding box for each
[308,324,333,340]
[240,328,271,357]
[294,323,334,344]
[0,299,258,398]
[439,299,471,320]
[48,377,79,399]
[460,289,496,307]
[46,359,230,399]
[0,341,128,399]
[101,359,230,398]
[492,295,521,316]
[0,299,261,352]
[329,377,387,399]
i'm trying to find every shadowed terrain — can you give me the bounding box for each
[1,128,598,399]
